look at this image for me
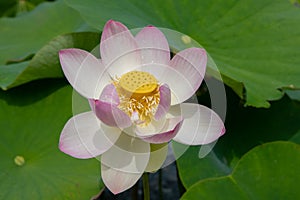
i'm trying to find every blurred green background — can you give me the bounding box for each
[1,0,300,199]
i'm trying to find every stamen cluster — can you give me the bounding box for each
[113,71,160,126]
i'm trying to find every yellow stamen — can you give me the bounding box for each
[114,71,160,126]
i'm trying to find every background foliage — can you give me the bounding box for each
[0,0,299,199]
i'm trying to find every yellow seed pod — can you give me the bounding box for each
[119,71,158,94]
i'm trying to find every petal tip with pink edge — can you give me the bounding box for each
[101,164,142,194]
[173,103,225,145]
[101,19,130,41]
[141,120,182,144]
[136,116,183,144]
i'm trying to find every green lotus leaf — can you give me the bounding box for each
[0,32,100,90]
[181,141,300,200]
[0,80,103,199]
[65,0,300,107]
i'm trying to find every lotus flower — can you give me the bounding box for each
[58,20,225,194]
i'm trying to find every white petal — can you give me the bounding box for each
[101,163,142,194]
[100,20,141,77]
[172,103,225,145]
[145,143,168,172]
[135,117,182,144]
[135,118,166,137]
[136,64,194,105]
[169,48,207,104]
[101,133,150,173]
[154,84,171,120]
[59,112,121,159]
[135,26,170,65]
[59,48,110,99]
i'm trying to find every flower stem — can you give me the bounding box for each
[131,180,139,200]
[159,169,163,200]
[143,173,150,200]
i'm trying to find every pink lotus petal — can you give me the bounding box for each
[169,48,207,104]
[101,163,143,194]
[173,103,225,145]
[136,116,183,144]
[101,20,130,42]
[100,20,141,77]
[93,99,131,128]
[88,98,96,113]
[135,26,170,65]
[145,143,168,172]
[154,84,171,120]
[99,84,120,105]
[101,133,150,174]
[89,84,120,113]
[59,48,110,99]
[59,112,121,159]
